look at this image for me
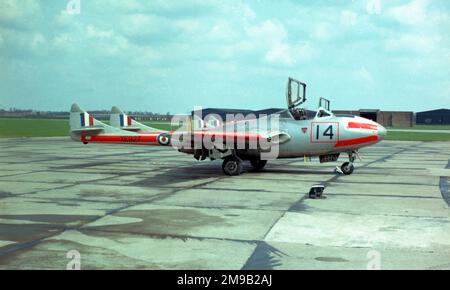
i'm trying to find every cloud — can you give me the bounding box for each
[88,34,129,57]
[208,21,237,41]
[0,0,40,23]
[291,6,378,45]
[86,25,113,39]
[377,0,450,62]
[246,20,314,66]
[119,14,156,37]
[218,1,256,22]
[354,66,374,85]
[341,10,358,27]
[0,27,49,57]
[30,33,46,51]
[55,9,78,27]
[265,43,294,66]
[366,0,382,15]
[387,0,428,26]
[52,33,75,50]
[384,33,438,53]
[93,0,217,19]
[311,21,335,42]
[246,20,287,45]
[385,0,450,45]
[219,40,253,60]
[0,1,448,112]
[267,42,314,66]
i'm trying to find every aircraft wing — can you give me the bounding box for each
[191,129,291,145]
[190,116,291,146]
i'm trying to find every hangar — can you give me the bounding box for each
[416,109,450,125]
[333,109,414,128]
[190,108,414,128]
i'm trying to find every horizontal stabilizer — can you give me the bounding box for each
[119,127,142,132]
[69,103,173,146]
[70,103,137,142]
[110,106,164,133]
[70,126,104,134]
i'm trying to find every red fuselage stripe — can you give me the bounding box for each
[335,135,378,147]
[138,131,164,135]
[81,135,158,143]
[347,122,378,130]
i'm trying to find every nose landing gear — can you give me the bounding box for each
[340,161,354,175]
[340,151,357,175]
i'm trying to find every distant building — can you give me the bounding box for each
[195,108,415,128]
[133,115,172,122]
[416,109,450,125]
[333,109,414,127]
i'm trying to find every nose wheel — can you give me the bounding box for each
[340,162,354,175]
[340,151,357,175]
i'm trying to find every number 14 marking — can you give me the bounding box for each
[316,125,334,140]
[311,122,339,143]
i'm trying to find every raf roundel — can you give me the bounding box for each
[157,133,171,146]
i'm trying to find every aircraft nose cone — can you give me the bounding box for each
[378,125,387,140]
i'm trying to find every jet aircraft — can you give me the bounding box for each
[69,78,387,176]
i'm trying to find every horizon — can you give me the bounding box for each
[1,104,448,115]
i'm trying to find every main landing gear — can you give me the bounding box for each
[222,156,243,176]
[340,151,357,175]
[249,158,267,171]
[222,156,268,176]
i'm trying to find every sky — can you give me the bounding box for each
[0,0,449,114]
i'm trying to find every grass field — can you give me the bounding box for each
[389,124,450,130]
[0,118,176,138]
[1,118,449,141]
[385,131,450,141]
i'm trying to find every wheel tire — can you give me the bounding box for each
[341,162,354,175]
[222,156,243,176]
[250,159,267,171]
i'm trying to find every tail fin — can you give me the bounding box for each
[70,103,134,141]
[69,104,176,146]
[110,106,163,133]
[70,104,104,134]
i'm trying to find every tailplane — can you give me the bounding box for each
[69,103,173,146]
[110,106,163,133]
[70,103,134,141]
